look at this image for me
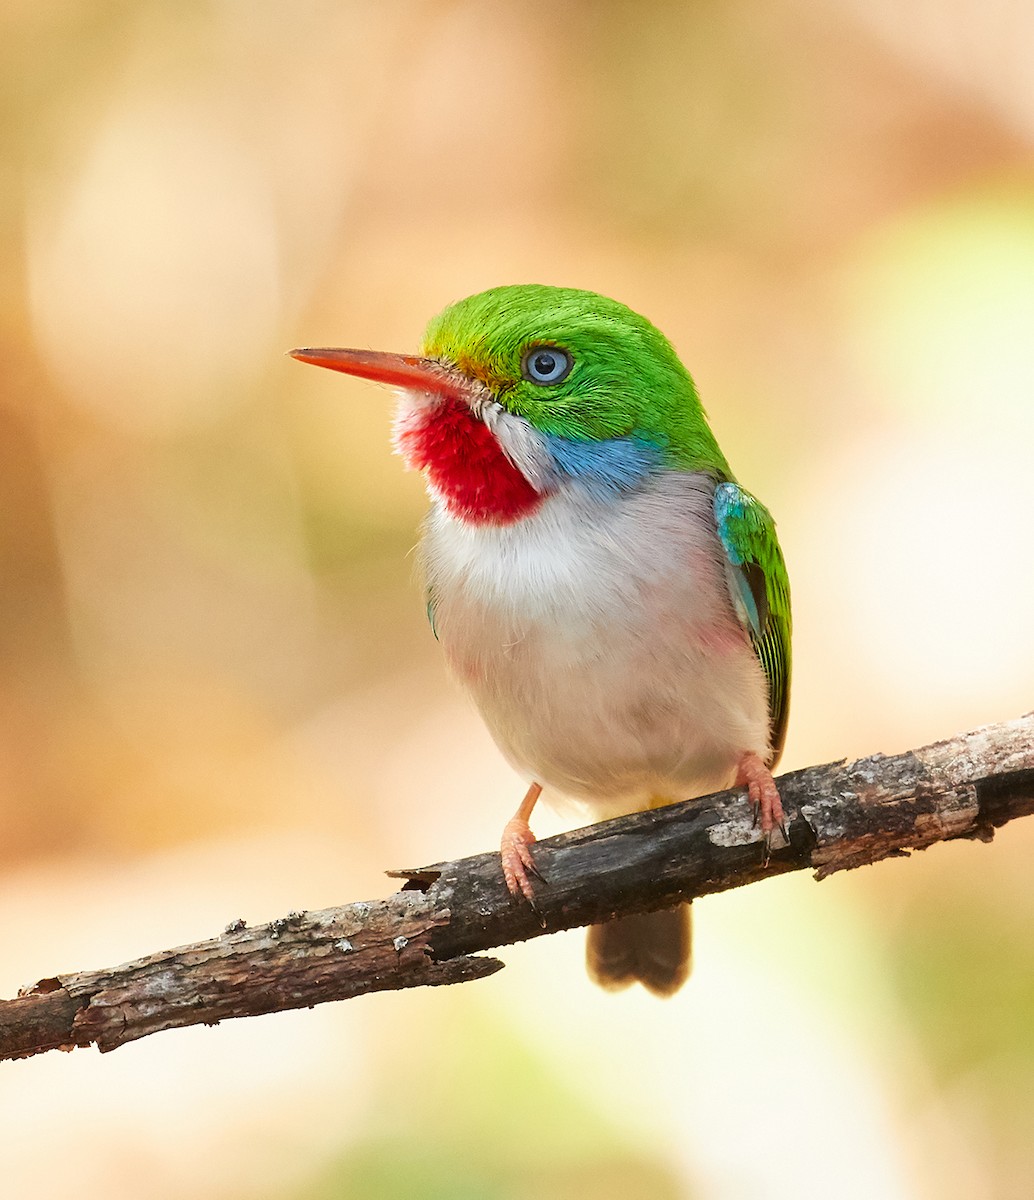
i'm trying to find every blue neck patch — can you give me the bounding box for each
[543,434,663,501]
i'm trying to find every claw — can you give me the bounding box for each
[500,782,544,903]
[526,858,549,886]
[736,751,786,864]
[501,815,539,903]
[525,894,548,929]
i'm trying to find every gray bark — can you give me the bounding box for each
[2,712,1031,1061]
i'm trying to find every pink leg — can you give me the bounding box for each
[735,751,786,859]
[500,782,543,902]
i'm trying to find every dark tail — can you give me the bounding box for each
[585,904,692,997]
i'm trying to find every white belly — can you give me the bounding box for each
[422,472,771,818]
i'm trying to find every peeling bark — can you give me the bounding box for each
[3,712,1032,1062]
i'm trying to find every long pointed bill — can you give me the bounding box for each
[288,347,476,405]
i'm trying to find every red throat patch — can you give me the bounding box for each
[395,396,543,525]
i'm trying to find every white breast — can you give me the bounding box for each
[422,472,771,818]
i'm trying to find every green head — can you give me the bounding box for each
[420,284,729,473]
[290,284,733,523]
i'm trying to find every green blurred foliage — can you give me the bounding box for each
[882,827,1034,1189]
[298,1010,683,1200]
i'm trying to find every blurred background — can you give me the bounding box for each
[2,1,1034,1197]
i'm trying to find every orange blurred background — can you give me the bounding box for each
[2,2,1034,1197]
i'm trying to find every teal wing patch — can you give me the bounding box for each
[713,481,792,764]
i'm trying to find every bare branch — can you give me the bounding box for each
[3,713,1032,1062]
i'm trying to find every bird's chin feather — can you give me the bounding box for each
[391,389,545,525]
[478,402,557,492]
[393,386,558,492]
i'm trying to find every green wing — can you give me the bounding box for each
[712,481,792,765]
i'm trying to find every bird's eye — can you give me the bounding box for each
[521,345,573,386]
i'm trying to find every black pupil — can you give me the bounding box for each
[533,352,557,376]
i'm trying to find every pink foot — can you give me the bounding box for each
[500,816,539,902]
[736,751,786,860]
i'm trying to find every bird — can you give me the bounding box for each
[290,284,791,996]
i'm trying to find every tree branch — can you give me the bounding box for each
[4,713,1033,1062]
